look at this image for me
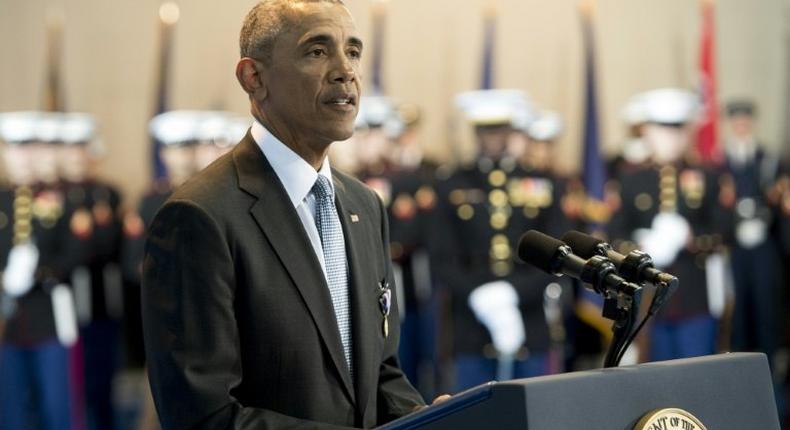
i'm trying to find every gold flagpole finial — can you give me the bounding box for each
[483,0,498,19]
[159,2,180,25]
[371,0,389,17]
[578,0,595,18]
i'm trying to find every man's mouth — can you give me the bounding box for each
[327,97,353,105]
[323,94,357,110]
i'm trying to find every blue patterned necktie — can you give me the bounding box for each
[312,174,353,378]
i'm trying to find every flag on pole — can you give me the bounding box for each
[576,3,612,339]
[580,13,605,205]
[151,3,178,180]
[696,0,720,164]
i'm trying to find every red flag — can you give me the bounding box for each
[697,0,720,164]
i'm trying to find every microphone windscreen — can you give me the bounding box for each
[560,230,604,259]
[518,230,564,274]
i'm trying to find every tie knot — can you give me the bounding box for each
[312,174,333,200]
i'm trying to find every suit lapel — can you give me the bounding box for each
[334,174,380,421]
[234,135,355,404]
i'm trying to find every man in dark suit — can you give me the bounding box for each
[141,1,427,428]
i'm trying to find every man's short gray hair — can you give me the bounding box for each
[239,0,345,64]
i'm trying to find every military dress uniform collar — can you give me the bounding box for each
[251,120,334,208]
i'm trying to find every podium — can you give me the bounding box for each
[380,353,779,430]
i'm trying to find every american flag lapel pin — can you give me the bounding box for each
[350,213,359,223]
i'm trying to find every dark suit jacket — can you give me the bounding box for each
[142,133,424,429]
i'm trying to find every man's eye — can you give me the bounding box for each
[347,50,361,60]
[310,48,325,57]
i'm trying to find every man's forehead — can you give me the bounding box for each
[287,3,360,43]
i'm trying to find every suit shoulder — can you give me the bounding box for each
[169,153,238,207]
[163,152,247,225]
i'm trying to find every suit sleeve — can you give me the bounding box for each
[142,199,356,430]
[373,193,426,424]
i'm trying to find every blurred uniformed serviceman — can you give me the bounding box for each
[520,111,579,371]
[610,94,653,178]
[721,100,783,367]
[607,89,730,361]
[120,110,201,367]
[355,97,440,395]
[431,90,558,391]
[57,112,124,430]
[0,111,87,430]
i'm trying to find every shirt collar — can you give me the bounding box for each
[251,120,334,208]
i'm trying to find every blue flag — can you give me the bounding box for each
[576,11,612,339]
[151,16,174,180]
[581,16,605,203]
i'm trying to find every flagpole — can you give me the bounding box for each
[151,2,179,180]
[370,0,388,96]
[480,2,497,90]
[43,9,66,112]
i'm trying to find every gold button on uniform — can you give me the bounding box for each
[488,189,508,207]
[488,170,506,187]
[457,204,474,220]
[634,193,653,211]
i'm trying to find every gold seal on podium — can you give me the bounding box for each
[634,408,707,430]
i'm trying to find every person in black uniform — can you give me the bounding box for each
[58,112,124,430]
[720,100,783,368]
[120,110,201,368]
[431,90,562,391]
[776,165,790,428]
[519,110,582,370]
[607,89,730,361]
[0,111,89,430]
[357,98,441,396]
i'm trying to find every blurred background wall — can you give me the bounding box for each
[1,0,789,202]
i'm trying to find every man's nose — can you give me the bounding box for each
[329,54,356,84]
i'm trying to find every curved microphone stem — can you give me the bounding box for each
[614,278,678,364]
[602,281,642,368]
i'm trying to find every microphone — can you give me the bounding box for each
[560,230,678,312]
[517,230,638,296]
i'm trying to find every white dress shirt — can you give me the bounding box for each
[251,120,345,280]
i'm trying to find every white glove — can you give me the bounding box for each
[635,212,691,268]
[51,284,78,347]
[468,281,525,356]
[3,242,39,297]
[735,219,767,249]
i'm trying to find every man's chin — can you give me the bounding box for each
[326,126,355,143]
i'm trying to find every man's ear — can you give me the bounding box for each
[236,58,267,100]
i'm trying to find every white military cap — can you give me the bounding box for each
[527,110,563,141]
[149,110,203,145]
[0,111,42,143]
[640,89,700,125]
[60,112,97,144]
[455,89,534,127]
[195,111,231,143]
[622,93,648,125]
[36,112,63,143]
